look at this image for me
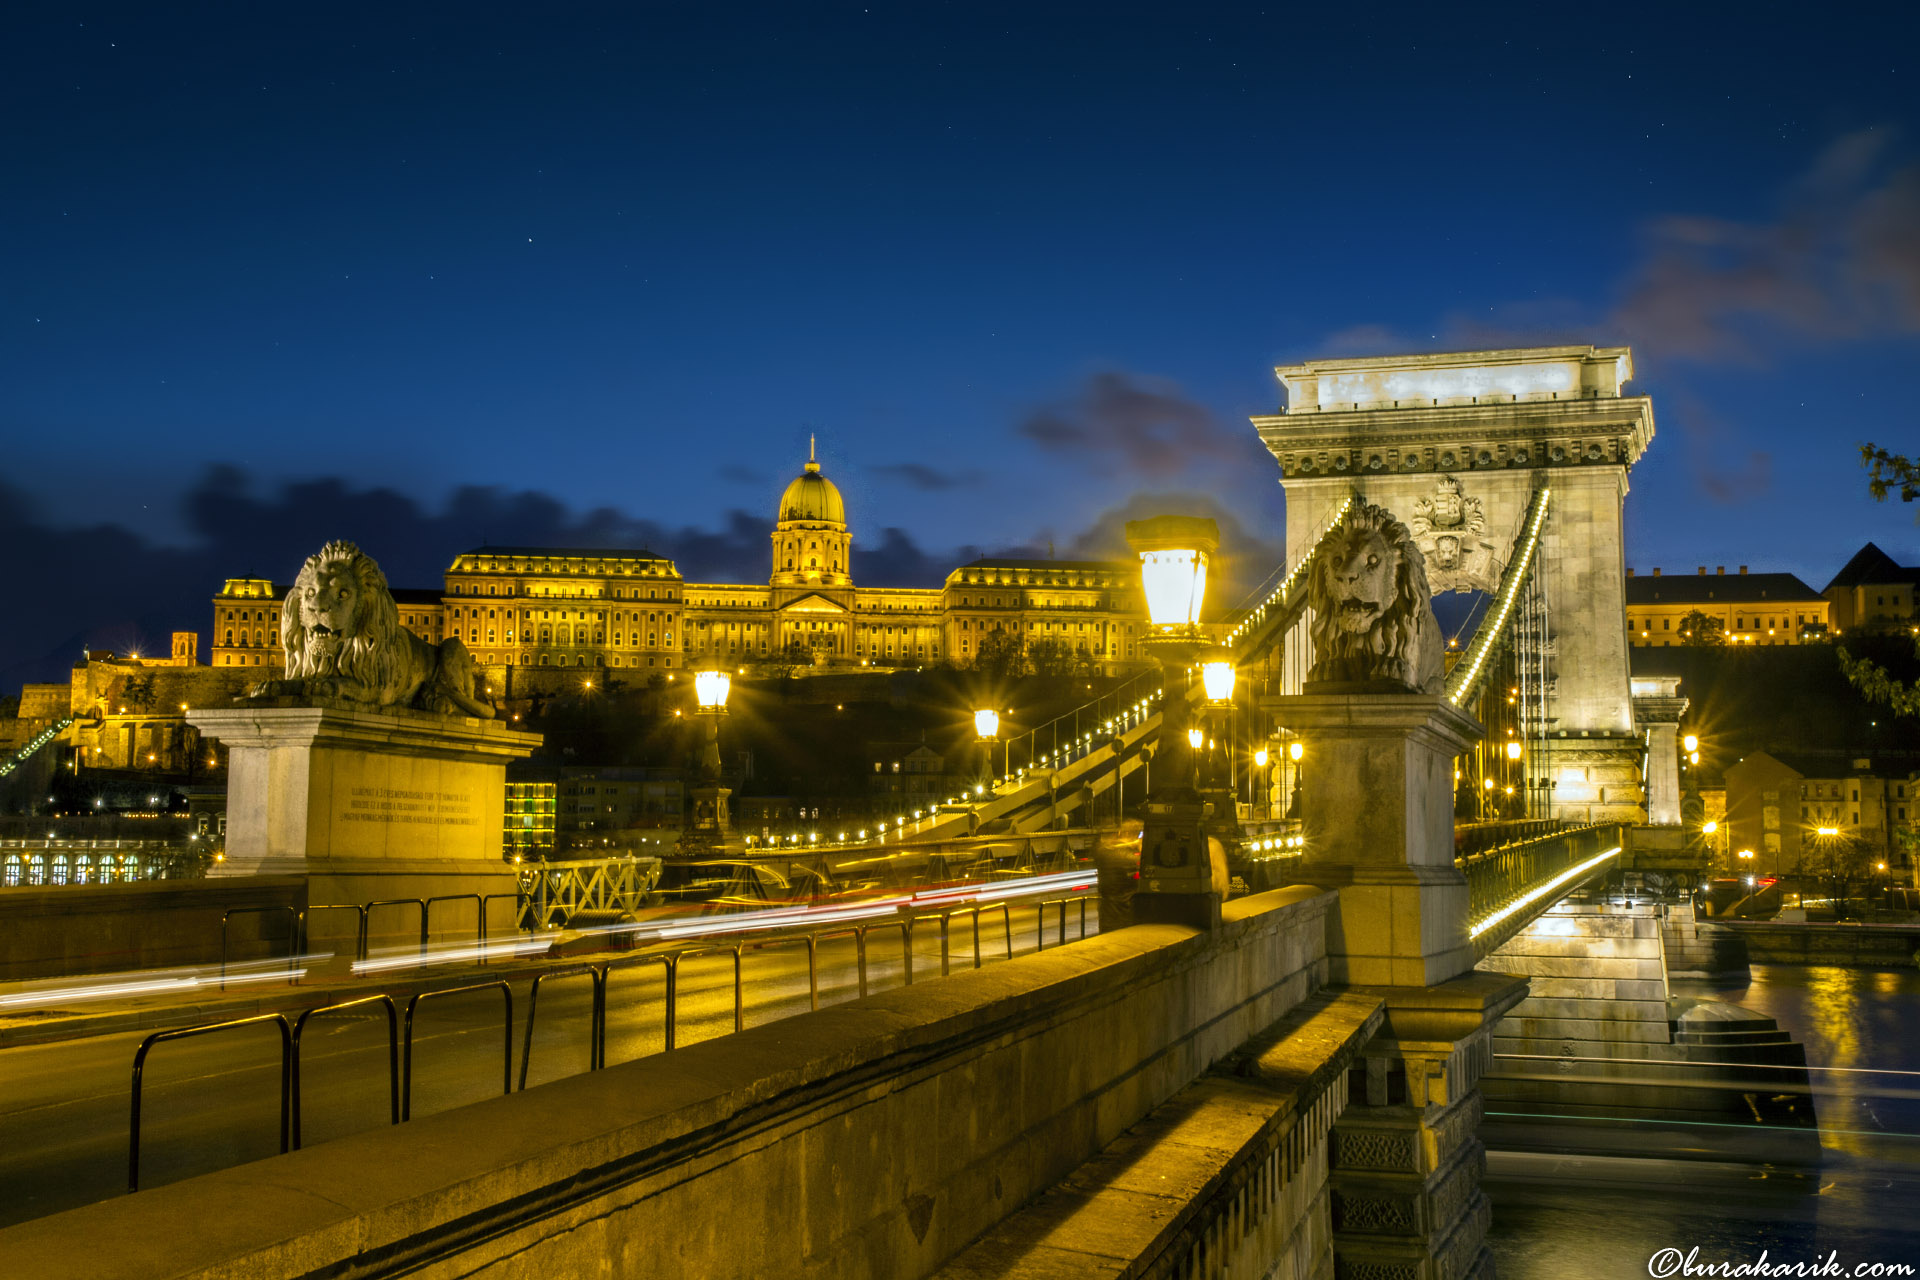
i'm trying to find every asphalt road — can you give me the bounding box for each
[0,903,1097,1229]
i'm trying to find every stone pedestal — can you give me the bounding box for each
[680,783,734,855]
[1327,972,1527,1280]
[1266,692,1481,987]
[188,704,541,909]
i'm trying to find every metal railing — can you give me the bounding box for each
[124,884,1103,1194]
[130,1013,292,1191]
[1031,895,1092,950]
[1461,823,1623,954]
[291,996,399,1149]
[367,899,430,960]
[402,981,513,1120]
[1454,818,1565,860]
[519,966,606,1088]
[517,856,663,930]
[219,905,304,989]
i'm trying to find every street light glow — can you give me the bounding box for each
[974,708,999,739]
[694,669,732,709]
[1200,660,1236,704]
[1289,741,1303,762]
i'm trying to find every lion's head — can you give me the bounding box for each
[1306,503,1441,692]
[282,540,403,688]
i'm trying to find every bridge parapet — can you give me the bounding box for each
[0,887,1336,1280]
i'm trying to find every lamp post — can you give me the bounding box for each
[683,667,733,854]
[1199,656,1242,840]
[1287,739,1304,821]
[974,707,1004,789]
[1504,737,1523,818]
[1124,514,1222,927]
[1252,746,1269,818]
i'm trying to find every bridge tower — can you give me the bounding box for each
[1252,345,1654,823]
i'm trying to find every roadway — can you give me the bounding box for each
[0,901,1098,1229]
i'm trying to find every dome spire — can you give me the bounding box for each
[807,433,819,473]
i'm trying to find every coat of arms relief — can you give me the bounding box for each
[1408,474,1503,594]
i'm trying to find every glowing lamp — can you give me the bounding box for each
[1482,777,1495,790]
[1200,660,1237,704]
[1125,515,1221,633]
[1816,826,1839,836]
[1253,747,1269,768]
[1702,820,1718,834]
[1505,741,1522,760]
[1682,734,1699,753]
[974,708,999,739]
[1187,727,1204,750]
[1289,741,1303,762]
[694,669,731,710]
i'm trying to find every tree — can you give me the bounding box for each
[1027,638,1078,680]
[120,673,158,711]
[970,629,1030,681]
[1803,828,1877,920]
[1863,443,1920,506]
[749,640,815,680]
[1677,610,1726,647]
[1839,442,1920,718]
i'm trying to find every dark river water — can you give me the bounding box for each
[1486,964,1920,1279]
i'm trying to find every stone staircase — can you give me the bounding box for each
[1476,901,1818,1158]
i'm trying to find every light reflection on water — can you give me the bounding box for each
[1487,965,1920,1277]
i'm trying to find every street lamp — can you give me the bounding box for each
[684,666,733,853]
[1200,660,1236,704]
[974,707,1006,785]
[1124,513,1222,927]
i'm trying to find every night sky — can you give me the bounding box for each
[3,3,1917,685]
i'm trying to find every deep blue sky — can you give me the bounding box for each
[2,2,1917,682]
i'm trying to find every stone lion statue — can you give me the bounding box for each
[1306,502,1445,694]
[246,540,494,717]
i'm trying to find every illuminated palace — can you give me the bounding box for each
[210,444,1151,678]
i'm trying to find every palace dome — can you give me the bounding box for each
[777,448,846,526]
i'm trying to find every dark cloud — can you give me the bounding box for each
[1016,372,1261,478]
[0,468,983,689]
[871,462,980,491]
[0,470,775,688]
[1304,132,1920,370]
[1669,392,1774,505]
[1611,130,1920,362]
[852,527,966,586]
